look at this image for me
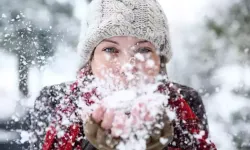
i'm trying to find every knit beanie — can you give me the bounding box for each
[77,0,172,71]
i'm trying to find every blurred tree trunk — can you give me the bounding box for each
[18,55,29,97]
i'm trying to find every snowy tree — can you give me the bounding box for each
[205,0,250,64]
[0,17,56,97]
[187,0,250,149]
[0,0,79,97]
[0,0,80,149]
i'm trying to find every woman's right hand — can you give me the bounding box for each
[84,106,120,150]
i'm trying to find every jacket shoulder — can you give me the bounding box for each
[172,82,208,131]
[30,81,75,149]
[35,81,74,108]
[172,82,201,101]
[38,81,73,98]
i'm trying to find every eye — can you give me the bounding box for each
[103,47,119,53]
[137,47,152,53]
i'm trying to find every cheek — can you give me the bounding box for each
[91,54,123,78]
[140,55,160,76]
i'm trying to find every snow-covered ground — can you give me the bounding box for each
[0,0,248,149]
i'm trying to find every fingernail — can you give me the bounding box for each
[92,105,106,123]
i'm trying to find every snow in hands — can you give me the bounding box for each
[78,71,175,150]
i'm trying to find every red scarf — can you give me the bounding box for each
[41,69,216,150]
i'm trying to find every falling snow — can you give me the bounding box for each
[0,0,249,150]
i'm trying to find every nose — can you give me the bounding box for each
[121,51,135,65]
[128,57,139,73]
[129,57,136,66]
[120,52,139,73]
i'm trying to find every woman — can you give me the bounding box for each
[31,0,217,149]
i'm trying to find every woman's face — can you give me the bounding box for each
[91,36,161,86]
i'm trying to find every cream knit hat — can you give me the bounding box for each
[77,0,172,70]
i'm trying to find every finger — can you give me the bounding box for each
[144,110,154,122]
[92,105,106,124]
[138,102,147,116]
[106,134,120,149]
[131,106,140,125]
[84,118,102,149]
[84,118,99,137]
[162,119,174,139]
[96,127,107,148]
[111,113,126,137]
[96,127,120,150]
[101,109,115,130]
[146,128,165,150]
[147,124,173,150]
[146,135,152,145]
[151,128,161,142]
[148,117,166,145]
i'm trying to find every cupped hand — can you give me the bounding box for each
[84,105,121,150]
[84,104,174,150]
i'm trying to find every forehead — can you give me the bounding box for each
[107,36,139,41]
[102,36,155,47]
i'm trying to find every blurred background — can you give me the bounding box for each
[0,0,249,149]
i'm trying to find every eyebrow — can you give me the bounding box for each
[102,39,119,45]
[136,40,149,44]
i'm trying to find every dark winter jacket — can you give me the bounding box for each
[30,79,216,150]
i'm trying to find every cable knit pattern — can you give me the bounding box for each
[77,0,172,67]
